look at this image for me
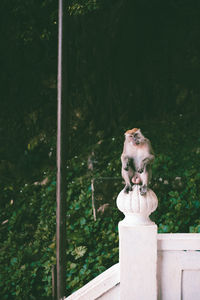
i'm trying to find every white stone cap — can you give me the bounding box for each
[117,185,158,226]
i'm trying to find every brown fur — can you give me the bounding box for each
[125,128,139,135]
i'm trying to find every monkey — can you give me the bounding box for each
[121,128,154,195]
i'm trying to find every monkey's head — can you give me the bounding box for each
[125,128,144,145]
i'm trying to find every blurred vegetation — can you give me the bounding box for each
[1,0,200,299]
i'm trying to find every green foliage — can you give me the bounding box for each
[0,178,57,299]
[69,0,100,15]
[0,156,120,299]
[65,153,121,295]
[1,115,200,299]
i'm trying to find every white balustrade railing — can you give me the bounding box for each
[117,185,158,300]
[66,185,200,300]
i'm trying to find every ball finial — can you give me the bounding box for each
[117,185,158,225]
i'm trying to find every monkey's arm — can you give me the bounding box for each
[138,141,155,173]
[143,154,154,165]
[138,154,155,173]
[121,154,129,171]
[146,142,155,165]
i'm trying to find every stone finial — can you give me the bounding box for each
[117,185,158,225]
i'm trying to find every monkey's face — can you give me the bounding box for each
[126,131,141,145]
[125,128,144,145]
[133,132,140,144]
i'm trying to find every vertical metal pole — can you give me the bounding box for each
[57,0,67,299]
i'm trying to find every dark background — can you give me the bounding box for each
[1,0,200,178]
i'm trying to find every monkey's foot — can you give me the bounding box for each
[124,185,132,193]
[140,185,147,195]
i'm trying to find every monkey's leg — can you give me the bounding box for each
[122,168,133,193]
[139,169,149,195]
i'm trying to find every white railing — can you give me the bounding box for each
[117,185,158,300]
[66,186,200,300]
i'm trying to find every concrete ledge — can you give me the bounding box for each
[66,234,200,300]
[158,233,200,250]
[65,263,119,300]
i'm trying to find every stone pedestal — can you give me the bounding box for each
[117,185,158,300]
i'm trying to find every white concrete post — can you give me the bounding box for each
[117,185,158,300]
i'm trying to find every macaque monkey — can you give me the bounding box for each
[121,128,154,195]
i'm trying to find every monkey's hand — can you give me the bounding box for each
[138,162,145,173]
[138,167,144,174]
